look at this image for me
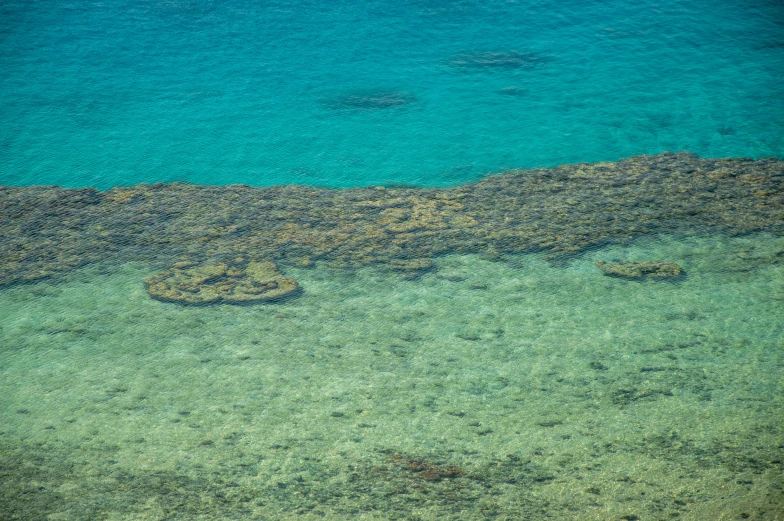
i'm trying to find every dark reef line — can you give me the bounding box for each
[1,152,782,287]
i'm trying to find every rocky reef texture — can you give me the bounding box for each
[595,260,683,280]
[144,259,298,305]
[1,152,783,287]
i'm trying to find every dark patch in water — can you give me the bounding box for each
[326,90,416,110]
[448,50,542,69]
[498,86,527,96]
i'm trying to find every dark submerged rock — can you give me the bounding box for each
[328,90,415,110]
[449,50,541,69]
[595,260,683,280]
[498,86,527,96]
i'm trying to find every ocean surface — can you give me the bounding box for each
[1,0,783,520]
[1,0,783,188]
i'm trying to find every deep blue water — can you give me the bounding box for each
[1,0,783,189]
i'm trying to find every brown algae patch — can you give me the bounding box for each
[1,152,782,291]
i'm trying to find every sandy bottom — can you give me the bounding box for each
[1,233,782,520]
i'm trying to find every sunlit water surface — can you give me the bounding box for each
[1,0,783,519]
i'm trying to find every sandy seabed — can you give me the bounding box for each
[1,232,782,520]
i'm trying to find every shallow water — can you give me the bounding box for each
[1,233,783,519]
[2,0,783,519]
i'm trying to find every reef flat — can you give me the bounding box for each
[2,152,782,289]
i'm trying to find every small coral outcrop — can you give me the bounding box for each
[145,259,298,305]
[596,260,683,280]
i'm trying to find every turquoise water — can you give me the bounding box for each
[2,1,784,519]
[1,0,783,188]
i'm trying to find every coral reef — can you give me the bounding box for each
[1,152,782,290]
[596,260,683,280]
[144,259,298,305]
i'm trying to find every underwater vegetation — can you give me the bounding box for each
[1,152,782,294]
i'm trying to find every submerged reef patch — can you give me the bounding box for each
[448,50,542,69]
[498,86,527,96]
[326,90,416,110]
[1,152,782,290]
[595,260,683,280]
[144,259,298,305]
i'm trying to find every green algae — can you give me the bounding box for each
[0,234,782,519]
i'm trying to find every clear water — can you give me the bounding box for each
[1,1,783,520]
[1,0,783,188]
[1,236,783,519]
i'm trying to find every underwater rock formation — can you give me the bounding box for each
[144,259,298,305]
[1,152,782,290]
[327,90,415,109]
[448,50,541,69]
[498,86,527,96]
[595,260,683,280]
